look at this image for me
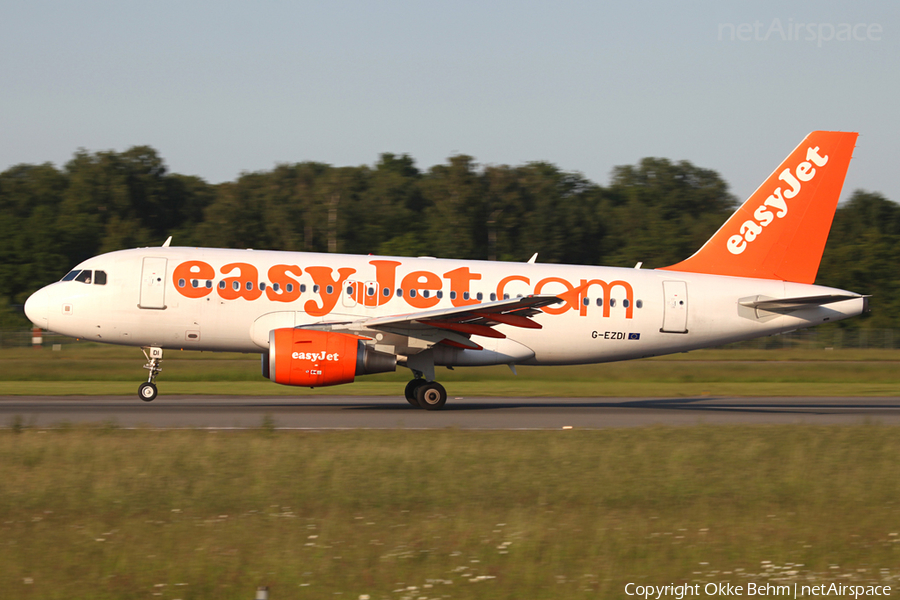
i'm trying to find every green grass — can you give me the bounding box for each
[1,344,898,396]
[1,427,898,599]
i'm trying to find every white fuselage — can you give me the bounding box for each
[24,247,865,367]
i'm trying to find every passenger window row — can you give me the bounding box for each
[172,277,644,309]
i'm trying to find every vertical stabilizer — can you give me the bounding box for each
[660,131,858,283]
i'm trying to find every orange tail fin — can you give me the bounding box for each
[660,131,858,284]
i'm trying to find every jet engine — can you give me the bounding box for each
[263,328,396,387]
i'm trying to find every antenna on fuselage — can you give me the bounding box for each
[162,236,172,248]
[527,253,538,264]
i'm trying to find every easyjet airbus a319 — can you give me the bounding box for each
[24,131,867,409]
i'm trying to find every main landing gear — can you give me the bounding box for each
[401,349,448,410]
[404,377,447,410]
[138,347,163,402]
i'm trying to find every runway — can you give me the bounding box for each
[2,396,900,429]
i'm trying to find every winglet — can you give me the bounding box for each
[660,131,858,284]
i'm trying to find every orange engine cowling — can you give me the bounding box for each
[264,328,396,387]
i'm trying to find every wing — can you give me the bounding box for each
[301,294,561,352]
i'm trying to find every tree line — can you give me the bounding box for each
[1,146,897,328]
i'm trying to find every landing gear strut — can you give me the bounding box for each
[139,347,163,402]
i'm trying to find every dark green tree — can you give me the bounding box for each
[602,158,737,268]
[818,191,900,328]
[420,155,488,259]
[0,163,70,304]
[350,153,427,257]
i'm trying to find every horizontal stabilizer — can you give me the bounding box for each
[739,294,866,313]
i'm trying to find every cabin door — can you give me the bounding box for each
[661,280,688,333]
[139,257,168,310]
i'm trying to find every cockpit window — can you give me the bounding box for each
[61,269,106,284]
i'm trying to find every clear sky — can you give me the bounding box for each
[1,0,897,202]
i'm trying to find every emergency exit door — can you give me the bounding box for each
[661,280,688,333]
[139,257,168,309]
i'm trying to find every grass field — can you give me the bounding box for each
[1,344,898,397]
[1,426,898,599]
[3,346,898,598]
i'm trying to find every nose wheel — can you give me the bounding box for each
[139,347,163,402]
[138,381,158,402]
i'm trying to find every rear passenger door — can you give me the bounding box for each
[660,280,688,333]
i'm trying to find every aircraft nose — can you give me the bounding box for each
[24,287,50,329]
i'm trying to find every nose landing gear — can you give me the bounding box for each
[139,347,163,402]
[138,381,157,401]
